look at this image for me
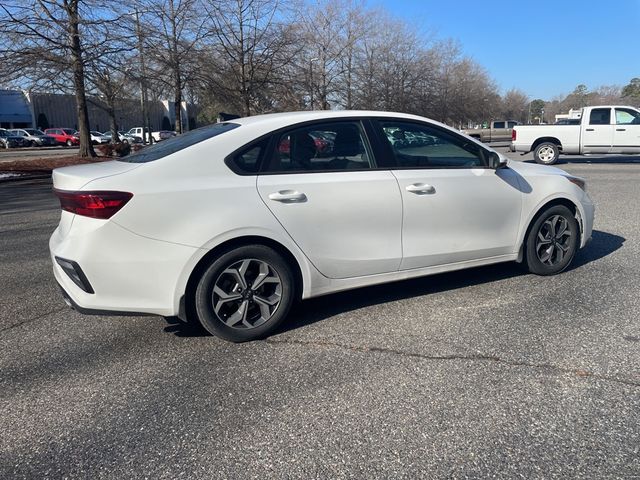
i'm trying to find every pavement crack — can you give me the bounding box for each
[265,337,640,388]
[0,307,66,334]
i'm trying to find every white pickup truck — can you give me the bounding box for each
[511,105,640,164]
[125,127,176,143]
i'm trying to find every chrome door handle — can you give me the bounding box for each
[406,183,436,195]
[268,190,307,203]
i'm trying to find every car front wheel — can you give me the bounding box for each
[194,245,295,342]
[525,205,579,275]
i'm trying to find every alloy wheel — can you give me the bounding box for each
[212,258,282,329]
[535,214,573,266]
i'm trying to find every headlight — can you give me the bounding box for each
[566,176,586,192]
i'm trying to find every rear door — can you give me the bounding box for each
[582,108,613,154]
[491,121,508,142]
[611,108,640,153]
[256,119,402,279]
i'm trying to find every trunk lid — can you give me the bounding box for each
[52,160,142,191]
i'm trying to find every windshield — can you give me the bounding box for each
[25,129,44,135]
[62,129,76,135]
[120,122,240,163]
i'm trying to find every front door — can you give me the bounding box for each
[612,108,640,153]
[256,120,402,279]
[582,107,614,154]
[375,119,523,270]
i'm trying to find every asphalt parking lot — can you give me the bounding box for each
[1,152,639,478]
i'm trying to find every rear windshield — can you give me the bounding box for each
[120,122,240,163]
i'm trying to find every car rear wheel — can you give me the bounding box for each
[534,142,559,165]
[525,205,579,275]
[194,245,295,342]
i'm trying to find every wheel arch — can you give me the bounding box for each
[178,235,305,322]
[517,197,582,263]
[532,137,563,152]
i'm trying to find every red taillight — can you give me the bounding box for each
[511,129,517,141]
[53,189,133,219]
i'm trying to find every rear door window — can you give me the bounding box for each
[493,121,505,129]
[262,121,373,173]
[589,108,611,125]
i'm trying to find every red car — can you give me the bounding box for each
[44,128,80,146]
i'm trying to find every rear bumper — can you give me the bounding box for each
[50,217,199,317]
[56,281,154,317]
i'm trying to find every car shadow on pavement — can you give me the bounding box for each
[162,229,624,338]
[567,229,625,271]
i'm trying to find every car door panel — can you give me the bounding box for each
[393,168,522,269]
[612,108,640,153]
[257,171,402,279]
[374,119,522,270]
[582,108,613,153]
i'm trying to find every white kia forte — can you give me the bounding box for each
[50,111,595,341]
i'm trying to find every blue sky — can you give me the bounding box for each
[376,0,640,100]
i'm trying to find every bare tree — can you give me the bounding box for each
[198,0,296,116]
[0,0,122,157]
[500,88,529,123]
[137,0,206,133]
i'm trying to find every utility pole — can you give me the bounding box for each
[309,58,318,110]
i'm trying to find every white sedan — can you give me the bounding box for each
[50,110,595,342]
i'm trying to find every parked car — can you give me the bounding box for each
[44,128,80,146]
[0,128,27,148]
[90,131,110,144]
[50,110,594,342]
[511,105,640,164]
[9,128,57,147]
[101,131,142,144]
[462,120,519,142]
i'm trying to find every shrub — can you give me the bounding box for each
[97,142,131,157]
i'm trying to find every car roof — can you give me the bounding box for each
[225,110,459,141]
[231,110,434,127]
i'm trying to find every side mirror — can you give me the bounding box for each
[488,152,508,169]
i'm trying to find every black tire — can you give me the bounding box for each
[194,245,295,342]
[525,205,579,275]
[534,142,559,165]
[30,140,38,147]
[66,139,73,147]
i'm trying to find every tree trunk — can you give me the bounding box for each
[67,0,95,158]
[107,103,119,143]
[170,0,183,133]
